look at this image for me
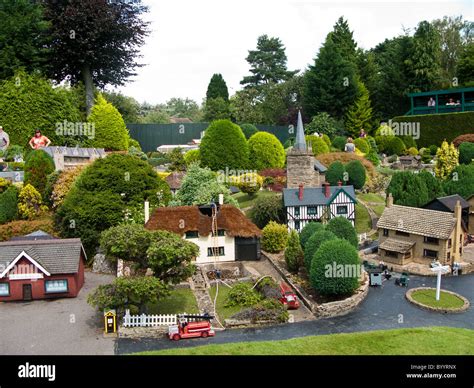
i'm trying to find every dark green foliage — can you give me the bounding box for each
[231,298,288,323]
[0,186,18,224]
[285,230,304,273]
[326,161,346,186]
[443,164,474,199]
[326,217,358,248]
[43,170,61,206]
[459,142,474,164]
[310,239,360,296]
[203,97,231,122]
[391,112,474,148]
[385,137,406,156]
[240,124,259,140]
[206,73,229,101]
[458,42,474,86]
[353,138,370,154]
[225,283,262,307]
[418,170,444,200]
[399,135,417,149]
[306,113,340,138]
[304,229,337,272]
[387,171,430,207]
[332,136,347,151]
[345,160,366,189]
[167,148,186,172]
[429,145,439,155]
[104,92,141,123]
[299,222,325,249]
[366,149,380,166]
[249,195,285,229]
[24,150,55,198]
[200,120,249,170]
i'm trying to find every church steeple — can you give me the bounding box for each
[294,110,306,151]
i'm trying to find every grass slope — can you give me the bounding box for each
[139,327,474,355]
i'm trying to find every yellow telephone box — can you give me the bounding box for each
[104,310,117,334]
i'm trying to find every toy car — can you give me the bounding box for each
[168,318,215,341]
[279,282,300,309]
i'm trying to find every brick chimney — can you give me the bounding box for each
[386,193,394,207]
[337,180,342,187]
[323,182,330,198]
[298,184,304,201]
[452,200,463,262]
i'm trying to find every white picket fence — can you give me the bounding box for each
[122,309,202,328]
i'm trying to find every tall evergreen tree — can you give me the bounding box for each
[345,81,373,136]
[457,42,474,86]
[43,0,150,115]
[206,73,229,101]
[241,34,298,90]
[328,16,358,63]
[0,0,50,79]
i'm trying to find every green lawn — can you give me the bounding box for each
[138,327,474,355]
[209,284,245,320]
[373,204,386,217]
[148,288,199,315]
[233,190,279,209]
[357,193,385,204]
[411,289,465,309]
[355,203,371,234]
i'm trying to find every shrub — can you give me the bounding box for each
[306,135,329,156]
[0,186,18,224]
[240,123,259,139]
[4,145,24,162]
[374,135,392,153]
[385,137,406,156]
[24,149,55,198]
[399,135,417,149]
[299,221,325,249]
[345,160,366,189]
[332,136,347,151]
[0,177,11,193]
[225,283,262,307]
[317,152,376,181]
[443,164,474,198]
[43,171,61,206]
[0,216,55,241]
[453,133,474,147]
[326,161,345,186]
[406,147,419,156]
[248,132,285,170]
[322,134,331,147]
[255,277,281,299]
[249,195,285,229]
[258,168,286,192]
[306,112,339,138]
[50,166,85,209]
[429,145,439,155]
[304,229,338,271]
[285,230,304,273]
[261,221,288,253]
[232,172,263,196]
[326,217,358,248]
[365,149,380,166]
[184,149,200,166]
[167,147,186,172]
[87,94,129,151]
[353,138,370,154]
[435,141,459,179]
[459,142,474,164]
[231,298,288,323]
[387,171,430,207]
[310,239,360,296]
[18,184,47,220]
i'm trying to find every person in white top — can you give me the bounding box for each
[0,126,10,151]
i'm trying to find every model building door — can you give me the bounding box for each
[22,284,32,301]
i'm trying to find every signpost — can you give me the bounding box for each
[430,264,450,301]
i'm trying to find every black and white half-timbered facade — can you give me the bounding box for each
[283,183,357,231]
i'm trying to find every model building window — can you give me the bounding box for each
[0,283,9,296]
[423,249,438,259]
[448,239,452,248]
[185,231,199,239]
[212,229,225,237]
[424,236,439,245]
[295,220,300,231]
[385,250,398,258]
[207,247,225,256]
[307,206,317,216]
[337,205,348,215]
[383,229,389,236]
[45,280,68,293]
[294,207,300,216]
[396,231,410,237]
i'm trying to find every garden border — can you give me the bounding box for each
[405,287,470,313]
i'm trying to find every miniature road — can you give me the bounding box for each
[116,273,474,354]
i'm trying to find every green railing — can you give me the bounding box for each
[405,87,474,116]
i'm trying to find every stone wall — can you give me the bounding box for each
[286,150,321,189]
[92,253,116,274]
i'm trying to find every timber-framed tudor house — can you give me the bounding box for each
[283,111,357,232]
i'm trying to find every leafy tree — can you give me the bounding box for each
[103,92,140,123]
[248,132,285,170]
[305,112,341,138]
[206,73,229,101]
[310,238,360,296]
[261,221,288,253]
[230,88,265,124]
[418,170,444,200]
[386,171,430,207]
[203,97,231,122]
[200,119,249,170]
[146,231,198,284]
[165,98,202,121]
[345,81,373,137]
[88,94,129,151]
[0,186,18,224]
[0,0,50,79]
[167,148,186,172]
[345,160,366,189]
[457,42,474,86]
[240,124,259,139]
[306,135,329,156]
[303,35,358,119]
[326,217,358,248]
[285,230,304,273]
[139,109,171,124]
[459,142,474,164]
[24,150,55,198]
[240,34,297,90]
[184,149,200,166]
[44,0,150,114]
[18,184,47,220]
[304,229,338,272]
[435,140,459,179]
[326,161,346,186]
[249,195,285,229]
[176,164,237,207]
[299,222,325,249]
[443,164,474,199]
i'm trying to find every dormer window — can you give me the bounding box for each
[185,231,199,239]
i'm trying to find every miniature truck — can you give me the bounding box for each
[168,315,215,341]
[279,282,300,309]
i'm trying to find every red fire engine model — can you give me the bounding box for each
[168,314,215,341]
[279,282,300,309]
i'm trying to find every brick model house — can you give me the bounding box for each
[0,236,86,301]
[377,194,466,266]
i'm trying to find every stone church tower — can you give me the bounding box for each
[286,111,323,189]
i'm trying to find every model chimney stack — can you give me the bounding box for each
[386,193,394,207]
[337,180,342,187]
[298,184,304,201]
[324,182,330,198]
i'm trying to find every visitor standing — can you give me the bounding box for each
[29,129,51,150]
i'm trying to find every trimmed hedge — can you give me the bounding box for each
[261,221,288,253]
[24,149,55,198]
[248,132,285,170]
[304,229,338,272]
[0,216,55,242]
[459,142,474,164]
[326,217,358,248]
[391,112,474,147]
[299,221,325,249]
[0,186,18,224]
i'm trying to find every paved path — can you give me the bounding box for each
[116,273,474,354]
